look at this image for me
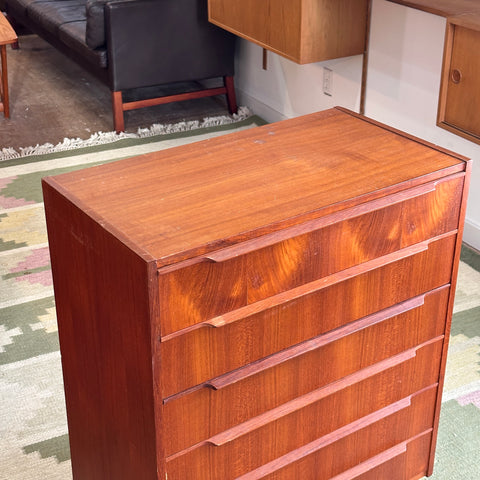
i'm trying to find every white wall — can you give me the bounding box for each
[366,0,480,249]
[235,39,364,122]
[234,0,480,250]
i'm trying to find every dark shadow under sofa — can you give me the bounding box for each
[2,0,237,132]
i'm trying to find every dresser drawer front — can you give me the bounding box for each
[165,379,439,480]
[160,235,455,397]
[265,431,433,480]
[158,176,462,336]
[162,288,448,455]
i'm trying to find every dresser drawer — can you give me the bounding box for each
[267,431,433,480]
[158,175,463,337]
[162,288,448,455]
[159,234,455,397]
[165,377,439,479]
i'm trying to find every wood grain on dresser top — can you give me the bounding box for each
[43,108,467,268]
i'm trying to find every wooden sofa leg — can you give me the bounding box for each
[224,76,237,115]
[112,91,125,133]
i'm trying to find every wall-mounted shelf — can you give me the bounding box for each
[207,0,369,64]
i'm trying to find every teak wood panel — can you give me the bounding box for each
[242,387,437,480]
[168,340,441,461]
[320,433,431,480]
[438,21,480,143]
[210,0,301,61]
[164,327,446,457]
[165,385,438,479]
[158,175,463,337]
[158,233,456,399]
[42,183,160,480]
[42,108,467,268]
[207,0,369,63]
[161,286,449,400]
[266,431,433,480]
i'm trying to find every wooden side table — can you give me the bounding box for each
[0,13,17,118]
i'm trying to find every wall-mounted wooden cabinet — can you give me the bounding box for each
[208,0,369,64]
[438,15,480,143]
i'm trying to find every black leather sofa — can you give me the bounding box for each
[2,0,237,132]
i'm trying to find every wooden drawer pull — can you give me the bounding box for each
[161,240,432,342]
[232,397,413,479]
[315,442,407,480]
[207,295,426,390]
[165,348,425,463]
[235,392,436,480]
[206,347,419,447]
[201,183,437,264]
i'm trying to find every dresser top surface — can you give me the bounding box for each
[43,108,467,266]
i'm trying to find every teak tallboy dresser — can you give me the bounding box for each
[43,108,471,480]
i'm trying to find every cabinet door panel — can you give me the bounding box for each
[159,234,455,397]
[208,0,368,63]
[158,177,462,337]
[163,335,444,457]
[440,24,480,141]
[165,383,438,480]
[209,0,302,61]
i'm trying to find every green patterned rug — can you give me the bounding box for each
[1,114,479,479]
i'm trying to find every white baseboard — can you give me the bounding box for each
[463,219,480,251]
[236,89,288,124]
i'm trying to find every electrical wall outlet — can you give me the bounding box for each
[323,67,333,96]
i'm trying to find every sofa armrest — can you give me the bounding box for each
[86,0,125,49]
[105,0,236,92]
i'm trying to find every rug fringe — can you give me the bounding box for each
[0,107,252,161]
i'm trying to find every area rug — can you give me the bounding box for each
[0,112,264,479]
[0,106,255,160]
[0,115,479,479]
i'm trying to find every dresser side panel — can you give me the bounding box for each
[42,179,161,480]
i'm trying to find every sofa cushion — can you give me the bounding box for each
[27,0,87,35]
[59,19,107,68]
[86,0,121,49]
